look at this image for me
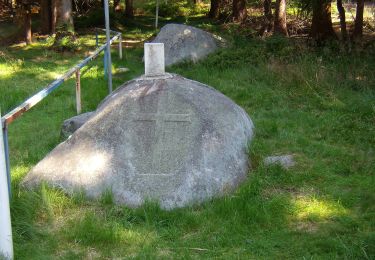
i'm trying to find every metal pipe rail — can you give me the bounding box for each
[1,31,121,127]
[1,1,120,256]
[1,30,122,199]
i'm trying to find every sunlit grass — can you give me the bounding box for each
[10,165,30,184]
[293,196,348,221]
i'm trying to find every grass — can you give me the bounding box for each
[1,16,375,259]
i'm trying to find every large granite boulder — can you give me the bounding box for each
[151,24,219,66]
[23,44,253,209]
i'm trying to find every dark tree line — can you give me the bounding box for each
[209,0,366,43]
[311,0,365,43]
[12,0,75,44]
[208,0,289,35]
[3,0,368,45]
[6,0,135,44]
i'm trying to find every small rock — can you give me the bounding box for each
[61,112,94,139]
[264,155,295,169]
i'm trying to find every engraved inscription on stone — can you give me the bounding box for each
[133,91,192,175]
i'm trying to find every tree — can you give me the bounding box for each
[125,0,133,17]
[55,0,74,32]
[16,0,33,44]
[311,0,336,42]
[24,7,32,44]
[336,0,348,41]
[353,0,364,41]
[51,0,57,33]
[40,0,57,34]
[263,0,273,33]
[209,0,220,18]
[51,0,75,49]
[274,0,288,36]
[40,0,52,34]
[232,0,247,23]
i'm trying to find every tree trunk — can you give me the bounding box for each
[125,0,133,18]
[56,0,74,32]
[53,0,75,49]
[336,0,348,41]
[209,0,220,18]
[353,0,364,40]
[311,0,336,42]
[264,0,273,33]
[40,0,52,34]
[24,9,32,44]
[51,0,57,33]
[274,0,288,36]
[114,0,121,12]
[232,0,247,23]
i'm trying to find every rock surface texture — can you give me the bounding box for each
[23,74,254,209]
[151,24,219,66]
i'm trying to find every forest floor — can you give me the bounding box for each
[0,13,375,259]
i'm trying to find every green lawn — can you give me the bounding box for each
[0,20,374,259]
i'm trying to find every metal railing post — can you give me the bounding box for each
[155,0,159,29]
[0,109,13,260]
[119,34,123,60]
[95,31,99,48]
[103,49,108,78]
[2,122,11,198]
[103,0,113,93]
[75,69,81,115]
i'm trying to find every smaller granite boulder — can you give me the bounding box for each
[264,155,295,169]
[61,112,94,139]
[151,24,220,66]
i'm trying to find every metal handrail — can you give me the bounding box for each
[0,29,123,199]
[1,31,121,126]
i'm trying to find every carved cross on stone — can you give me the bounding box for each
[133,90,192,175]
